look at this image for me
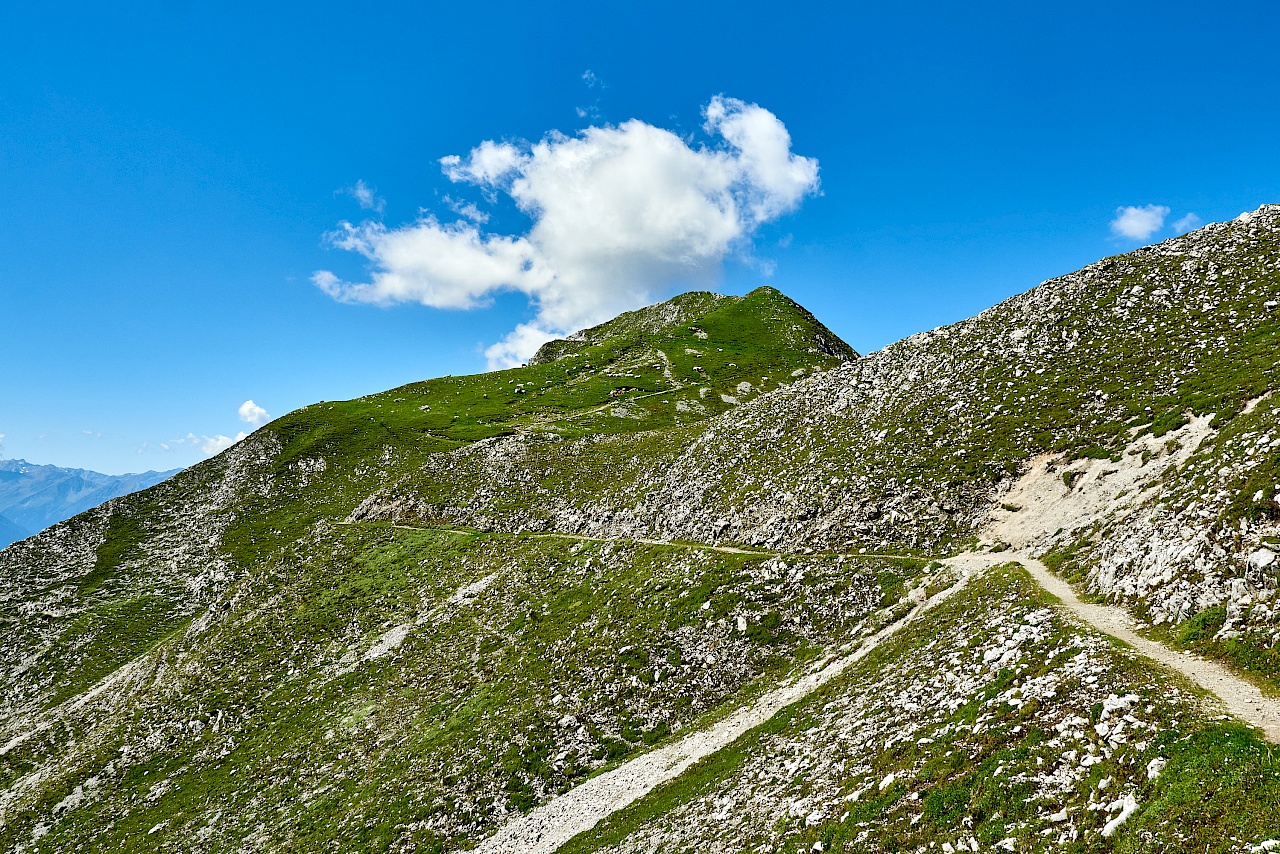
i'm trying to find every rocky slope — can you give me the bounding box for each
[359,205,1280,684]
[564,564,1278,854]
[3,210,1280,852]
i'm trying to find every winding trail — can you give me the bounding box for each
[471,554,983,854]
[338,520,1280,848]
[444,534,1280,852]
[1008,551,1280,742]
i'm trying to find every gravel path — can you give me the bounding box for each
[471,557,981,854]
[1006,551,1280,743]
[471,547,1280,853]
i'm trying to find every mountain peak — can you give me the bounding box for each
[529,286,856,367]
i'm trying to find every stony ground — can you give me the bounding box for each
[560,564,1280,854]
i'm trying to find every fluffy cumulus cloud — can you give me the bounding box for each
[238,400,270,427]
[1110,204,1171,240]
[314,97,820,368]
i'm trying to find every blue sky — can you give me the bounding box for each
[1,1,1278,474]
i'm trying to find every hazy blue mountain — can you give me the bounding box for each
[0,458,180,548]
[0,512,27,546]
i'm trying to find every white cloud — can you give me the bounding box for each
[314,96,820,368]
[238,400,270,427]
[0,433,5,454]
[1110,204,1170,240]
[1172,212,1202,234]
[165,431,248,456]
[445,196,489,224]
[185,432,247,456]
[577,70,605,119]
[344,179,385,213]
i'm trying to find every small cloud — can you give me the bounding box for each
[342,179,385,213]
[1110,204,1170,240]
[186,432,247,456]
[0,433,5,454]
[1172,212,1202,234]
[444,196,489,224]
[238,400,270,427]
[576,71,605,121]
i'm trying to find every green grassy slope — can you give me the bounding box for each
[0,526,915,853]
[351,208,1280,702]
[0,285,863,852]
[0,285,850,726]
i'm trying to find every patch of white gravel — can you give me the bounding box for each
[977,403,1280,744]
[987,413,1216,554]
[362,624,412,660]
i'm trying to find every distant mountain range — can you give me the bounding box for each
[0,458,180,548]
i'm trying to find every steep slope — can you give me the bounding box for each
[0,459,180,549]
[563,564,1280,854]
[358,205,1280,685]
[0,287,866,853]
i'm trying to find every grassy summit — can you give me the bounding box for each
[0,284,868,852]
